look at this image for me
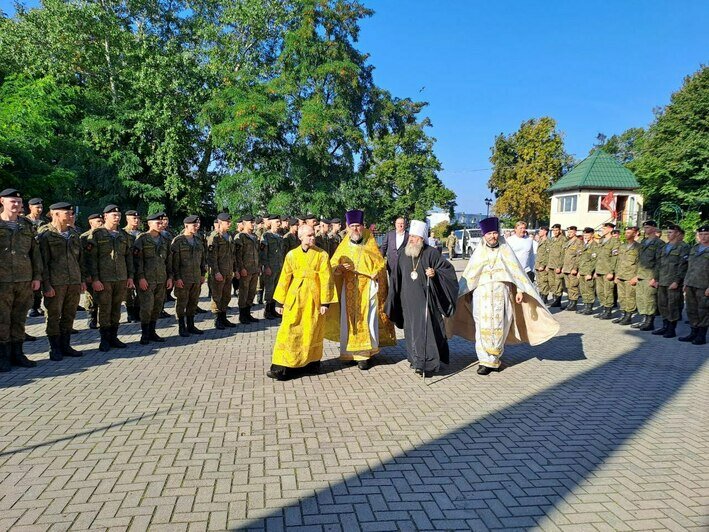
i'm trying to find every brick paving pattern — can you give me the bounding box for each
[1,259,707,530]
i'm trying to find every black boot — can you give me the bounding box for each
[140,323,151,345]
[109,326,127,348]
[618,312,634,326]
[255,289,263,305]
[178,316,190,337]
[678,327,697,342]
[265,302,277,320]
[187,316,203,335]
[550,296,562,308]
[564,300,577,312]
[222,312,236,328]
[195,306,208,314]
[639,315,655,331]
[48,335,63,361]
[60,334,81,357]
[477,365,492,375]
[581,303,594,315]
[600,307,614,320]
[98,328,111,352]
[612,311,627,324]
[0,343,11,372]
[11,341,37,367]
[692,326,707,345]
[149,321,165,342]
[88,310,98,329]
[631,314,649,329]
[663,321,677,338]
[575,302,584,313]
[239,307,251,325]
[248,305,260,322]
[214,313,225,330]
[357,358,371,371]
[652,319,669,335]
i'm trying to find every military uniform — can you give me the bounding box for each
[679,241,708,344]
[0,204,42,371]
[25,213,46,317]
[85,223,134,350]
[561,236,583,310]
[546,234,566,305]
[594,236,620,317]
[38,219,85,359]
[633,235,663,330]
[133,228,171,343]
[207,229,236,328]
[283,231,300,253]
[236,231,260,323]
[171,230,206,336]
[653,239,690,337]
[576,238,598,313]
[315,231,330,257]
[534,237,550,299]
[123,227,142,322]
[613,241,640,325]
[260,230,285,319]
[328,230,342,257]
[446,233,457,259]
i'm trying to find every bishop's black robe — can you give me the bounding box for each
[385,244,459,373]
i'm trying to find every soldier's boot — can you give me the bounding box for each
[11,341,37,367]
[265,302,277,320]
[222,312,237,328]
[109,327,127,348]
[239,307,250,325]
[88,310,98,329]
[195,306,208,314]
[178,317,190,337]
[618,312,634,326]
[98,328,112,352]
[631,314,647,329]
[565,300,578,312]
[692,327,707,345]
[0,343,12,372]
[652,319,669,335]
[25,332,37,342]
[248,305,260,322]
[60,334,81,357]
[678,327,697,342]
[187,316,203,335]
[149,322,165,342]
[600,307,614,320]
[582,302,594,315]
[575,302,585,314]
[612,311,627,324]
[639,315,655,331]
[550,296,562,308]
[214,313,225,330]
[662,321,677,339]
[140,323,151,345]
[255,289,263,305]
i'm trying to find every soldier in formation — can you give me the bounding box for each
[593,222,620,320]
[632,220,663,331]
[207,212,237,330]
[261,215,285,320]
[236,215,261,324]
[561,226,582,311]
[652,224,690,338]
[534,227,550,301]
[82,213,104,329]
[576,227,598,315]
[546,223,566,307]
[172,215,206,337]
[677,224,708,345]
[123,210,142,323]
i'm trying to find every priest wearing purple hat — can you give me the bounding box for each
[446,217,559,375]
[325,209,396,370]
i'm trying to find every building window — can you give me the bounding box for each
[588,194,604,211]
[557,195,577,213]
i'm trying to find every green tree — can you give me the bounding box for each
[595,127,646,165]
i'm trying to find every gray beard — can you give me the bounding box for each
[404,241,423,257]
[350,233,363,243]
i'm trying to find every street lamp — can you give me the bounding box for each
[485,197,493,217]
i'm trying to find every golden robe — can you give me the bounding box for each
[325,229,396,360]
[271,246,337,368]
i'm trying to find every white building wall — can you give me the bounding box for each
[549,190,643,228]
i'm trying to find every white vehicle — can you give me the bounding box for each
[453,228,482,257]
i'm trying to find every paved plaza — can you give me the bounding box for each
[1,260,707,531]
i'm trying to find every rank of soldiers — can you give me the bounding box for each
[1,187,353,371]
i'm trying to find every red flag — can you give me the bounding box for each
[601,191,617,220]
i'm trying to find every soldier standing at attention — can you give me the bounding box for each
[576,227,598,315]
[561,226,583,311]
[81,214,104,329]
[315,217,331,256]
[534,227,550,302]
[612,226,641,326]
[85,205,134,351]
[0,189,42,371]
[207,212,237,330]
[25,197,45,319]
[546,223,566,307]
[594,223,620,320]
[261,214,285,320]
[632,220,663,331]
[254,216,266,305]
[123,210,142,323]
[678,224,708,345]
[652,224,690,339]
[283,217,300,253]
[38,202,86,360]
[133,212,173,344]
[279,216,290,236]
[171,215,206,337]
[328,218,342,257]
[236,215,261,324]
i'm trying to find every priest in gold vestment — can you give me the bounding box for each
[267,225,337,381]
[325,210,396,370]
[447,217,559,375]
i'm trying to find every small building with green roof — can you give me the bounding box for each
[548,149,642,228]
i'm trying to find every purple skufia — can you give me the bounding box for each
[479,217,500,235]
[345,209,364,226]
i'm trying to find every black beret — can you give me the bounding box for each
[147,212,165,221]
[603,222,616,228]
[330,218,341,224]
[125,210,139,216]
[666,224,683,232]
[183,215,199,224]
[611,229,621,234]
[103,204,120,214]
[0,188,20,198]
[49,202,73,211]
[254,216,263,223]
[296,215,306,221]
[551,223,561,229]
[267,214,280,220]
[566,225,577,231]
[288,217,299,225]
[626,226,639,231]
[583,227,594,234]
[697,224,709,232]
[87,213,102,221]
[643,220,657,227]
[304,213,317,220]
[241,215,254,222]
[538,226,549,231]
[320,217,331,224]
[28,197,43,205]
[217,212,231,222]
[280,215,289,221]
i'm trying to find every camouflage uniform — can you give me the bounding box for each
[561,237,583,307]
[260,230,285,319]
[635,236,663,316]
[133,231,171,336]
[654,240,690,336]
[283,231,300,253]
[679,243,708,344]
[546,234,566,302]
[328,231,342,257]
[235,231,260,322]
[576,239,598,312]
[534,237,550,299]
[171,234,206,321]
[594,236,620,313]
[206,230,236,328]
[446,233,457,259]
[613,241,640,324]
[124,228,141,322]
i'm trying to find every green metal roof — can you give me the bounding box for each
[548,149,640,193]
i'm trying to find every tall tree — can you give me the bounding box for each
[595,127,646,165]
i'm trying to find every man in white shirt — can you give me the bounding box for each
[506,221,536,282]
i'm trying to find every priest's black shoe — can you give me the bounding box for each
[357,359,371,371]
[477,366,493,376]
[304,361,321,375]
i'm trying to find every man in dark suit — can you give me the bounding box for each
[380,216,409,274]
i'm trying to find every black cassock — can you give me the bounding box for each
[385,244,459,373]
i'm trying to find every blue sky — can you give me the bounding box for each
[2,1,707,214]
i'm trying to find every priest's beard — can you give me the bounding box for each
[404,240,423,257]
[350,233,363,244]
